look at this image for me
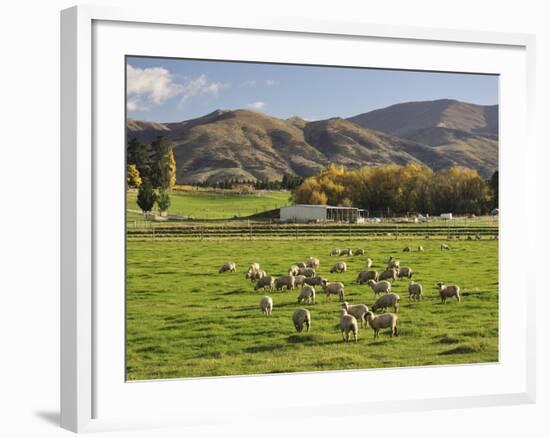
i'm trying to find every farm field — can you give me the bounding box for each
[126,238,499,380]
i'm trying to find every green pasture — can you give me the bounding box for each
[126,239,499,380]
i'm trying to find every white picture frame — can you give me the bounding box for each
[60,5,537,433]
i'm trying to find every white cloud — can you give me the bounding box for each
[247,101,265,109]
[265,79,276,87]
[126,64,228,111]
[242,79,257,88]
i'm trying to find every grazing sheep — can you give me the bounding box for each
[304,276,327,286]
[403,246,411,252]
[292,308,311,333]
[476,233,482,240]
[254,275,275,291]
[397,266,413,279]
[366,279,392,296]
[341,302,369,327]
[288,265,300,276]
[293,275,307,288]
[321,280,345,301]
[441,243,450,250]
[340,309,358,343]
[340,248,353,256]
[418,245,424,252]
[354,249,365,256]
[219,262,236,273]
[467,235,473,241]
[298,267,316,278]
[297,285,316,304]
[247,263,260,273]
[306,257,320,269]
[259,296,273,316]
[356,270,379,284]
[379,268,397,282]
[246,269,266,282]
[296,262,306,269]
[408,281,423,301]
[331,248,341,256]
[330,261,347,274]
[371,292,400,313]
[386,257,400,270]
[365,311,399,338]
[366,258,373,268]
[437,282,461,303]
[275,275,296,291]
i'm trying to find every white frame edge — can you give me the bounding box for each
[60,4,537,433]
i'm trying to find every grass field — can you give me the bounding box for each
[126,238,498,380]
[127,189,291,219]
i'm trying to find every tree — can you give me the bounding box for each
[127,164,142,188]
[156,189,171,213]
[127,138,151,179]
[150,136,177,190]
[136,181,157,216]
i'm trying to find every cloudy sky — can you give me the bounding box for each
[126,56,498,123]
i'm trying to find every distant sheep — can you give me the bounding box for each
[330,261,347,274]
[246,269,266,282]
[298,267,316,278]
[293,275,307,288]
[386,257,400,270]
[275,275,296,291]
[340,309,358,343]
[247,263,260,273]
[403,246,411,252]
[321,280,345,302]
[437,282,461,303]
[397,266,413,279]
[371,292,400,313]
[418,245,424,252]
[297,285,316,305]
[331,248,341,256]
[288,265,300,276]
[304,276,327,287]
[219,262,236,273]
[341,302,369,328]
[379,268,397,282]
[365,258,373,268]
[441,243,450,250]
[340,248,353,256]
[354,249,365,256]
[366,279,392,296]
[356,270,378,284]
[254,276,274,291]
[259,296,273,316]
[292,308,311,333]
[306,257,320,269]
[408,281,423,301]
[296,262,306,269]
[365,311,399,338]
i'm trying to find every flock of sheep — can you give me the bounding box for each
[218,245,461,343]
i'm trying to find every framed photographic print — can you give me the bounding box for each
[61,5,536,433]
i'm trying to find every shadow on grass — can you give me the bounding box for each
[223,289,246,296]
[287,334,320,344]
[243,344,286,353]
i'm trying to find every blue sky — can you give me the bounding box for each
[126,56,498,123]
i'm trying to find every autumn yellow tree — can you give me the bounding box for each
[127,164,142,189]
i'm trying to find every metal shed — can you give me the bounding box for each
[280,204,367,223]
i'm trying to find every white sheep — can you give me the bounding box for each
[340,248,353,256]
[367,279,392,295]
[330,248,341,256]
[275,275,296,291]
[298,267,316,278]
[397,266,413,279]
[254,276,274,291]
[247,262,260,273]
[340,309,358,343]
[379,268,397,282]
[356,270,378,284]
[437,282,461,303]
[293,274,307,288]
[365,311,399,338]
[259,296,273,316]
[296,262,306,269]
[306,257,320,269]
[219,262,236,273]
[288,265,300,276]
[321,280,345,301]
[341,302,369,328]
[246,269,266,282]
[408,281,423,301]
[365,258,373,268]
[441,243,450,250]
[418,245,424,252]
[371,292,400,313]
[292,308,311,333]
[297,285,316,304]
[386,257,400,270]
[330,261,347,273]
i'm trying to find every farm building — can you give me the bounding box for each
[280,204,367,223]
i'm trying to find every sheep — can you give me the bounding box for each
[341,301,369,328]
[397,266,413,279]
[296,262,306,269]
[297,285,316,304]
[408,281,423,301]
[441,243,450,250]
[403,246,411,252]
[354,249,365,256]
[437,282,461,303]
[259,296,273,316]
[275,275,296,291]
[306,257,320,269]
[366,279,392,296]
[356,270,378,284]
[219,262,236,273]
[254,275,275,291]
[379,268,397,282]
[340,309,358,343]
[293,275,307,288]
[365,258,373,269]
[330,261,347,274]
[292,308,311,333]
[365,311,399,338]
[247,263,260,273]
[476,233,482,240]
[246,269,266,282]
[304,276,327,286]
[386,257,400,270]
[321,280,345,301]
[371,292,400,313]
[418,245,424,252]
[330,248,341,256]
[340,248,353,257]
[288,265,300,276]
[467,235,473,241]
[298,267,316,278]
